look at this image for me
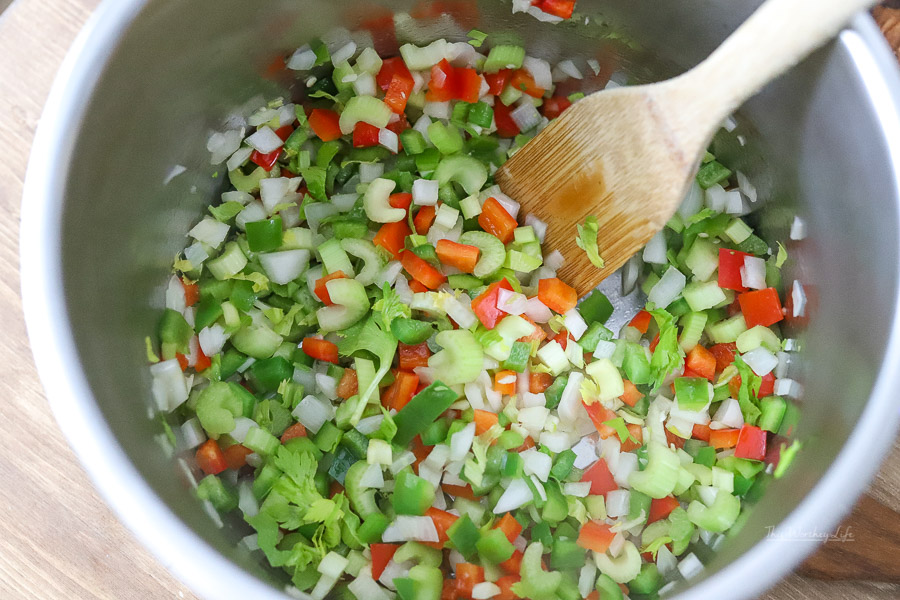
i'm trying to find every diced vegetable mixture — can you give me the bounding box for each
[150,23,801,600]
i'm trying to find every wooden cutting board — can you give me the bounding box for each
[0,1,898,598]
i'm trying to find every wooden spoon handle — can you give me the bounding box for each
[666,0,878,139]
[800,494,900,582]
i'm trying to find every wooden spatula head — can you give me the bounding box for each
[496,86,707,297]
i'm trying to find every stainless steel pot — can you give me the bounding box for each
[19,1,900,598]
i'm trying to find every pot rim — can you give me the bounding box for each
[19,2,900,599]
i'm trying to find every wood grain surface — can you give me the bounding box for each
[0,1,898,599]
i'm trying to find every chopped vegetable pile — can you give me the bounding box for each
[150,22,802,600]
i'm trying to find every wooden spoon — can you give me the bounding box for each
[496,0,877,296]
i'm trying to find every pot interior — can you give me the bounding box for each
[54,0,900,597]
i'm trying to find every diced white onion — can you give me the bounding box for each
[493,478,533,514]
[647,266,686,309]
[260,250,310,285]
[612,451,638,487]
[305,202,340,232]
[199,324,228,357]
[356,414,385,435]
[377,128,399,153]
[557,372,586,425]
[472,582,501,600]
[657,544,678,577]
[593,340,616,359]
[497,289,528,316]
[742,347,778,377]
[540,431,572,453]
[790,216,807,240]
[563,481,592,498]
[510,102,541,132]
[725,190,746,215]
[523,297,552,323]
[382,516,440,542]
[287,45,317,70]
[316,373,338,400]
[189,217,230,249]
[642,230,667,264]
[179,418,207,449]
[390,450,416,474]
[291,395,335,434]
[736,171,758,203]
[521,448,552,482]
[571,437,598,469]
[236,201,267,231]
[331,41,357,66]
[563,309,588,340]
[260,177,295,213]
[413,179,439,206]
[774,377,803,398]
[358,163,385,185]
[545,250,565,271]
[424,101,451,119]
[524,214,547,243]
[740,256,767,290]
[678,553,705,580]
[711,398,744,429]
[792,280,807,317]
[238,481,259,518]
[150,359,190,412]
[606,489,631,518]
[552,59,583,81]
[705,185,728,212]
[207,130,243,165]
[246,126,284,154]
[523,56,552,90]
[184,242,209,268]
[359,463,385,489]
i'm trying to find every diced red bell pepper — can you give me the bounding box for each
[442,483,477,501]
[581,458,618,497]
[538,278,578,314]
[495,513,523,543]
[620,423,643,453]
[280,422,307,443]
[537,0,576,19]
[473,409,500,436]
[577,521,616,553]
[400,250,447,290]
[629,309,652,334]
[222,443,253,471]
[718,248,752,292]
[510,68,545,98]
[710,342,738,373]
[370,543,399,580]
[582,401,618,439]
[648,496,681,524]
[739,288,785,328]
[485,69,512,95]
[426,58,457,102]
[385,70,416,113]
[620,380,644,407]
[250,148,281,171]
[529,371,554,393]
[196,439,227,475]
[456,563,485,598]
[478,197,518,244]
[541,95,572,119]
[399,342,431,371]
[336,369,359,399]
[409,280,428,294]
[389,192,413,212]
[377,57,411,90]
[493,101,520,138]
[435,239,480,274]
[382,370,420,411]
[455,67,482,103]
[499,549,524,575]
[692,423,712,442]
[734,423,768,461]
[182,280,200,307]
[494,575,520,600]
[353,122,381,147]
[425,506,459,548]
[308,108,342,142]
[685,345,716,381]
[413,205,437,235]
[373,220,412,259]
[193,345,212,372]
[302,337,340,364]
[759,372,775,397]
[314,270,348,305]
[471,279,513,329]
[709,428,741,449]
